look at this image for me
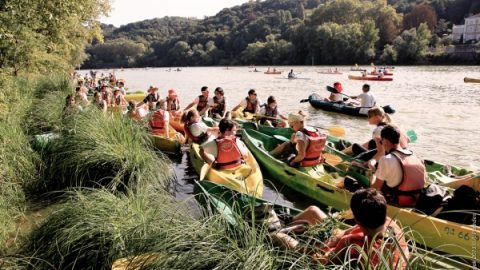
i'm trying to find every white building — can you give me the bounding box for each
[452,13,480,42]
[464,13,480,41]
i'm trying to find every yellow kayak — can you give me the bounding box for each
[149,127,183,154]
[464,77,480,83]
[189,143,263,197]
[125,93,145,103]
[169,111,185,133]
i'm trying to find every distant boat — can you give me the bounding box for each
[264,71,281,75]
[318,70,342,75]
[348,75,393,81]
[464,77,480,83]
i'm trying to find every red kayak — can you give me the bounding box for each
[348,75,393,81]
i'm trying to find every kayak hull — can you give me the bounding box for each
[307,94,395,117]
[150,134,182,155]
[241,128,480,261]
[189,143,264,197]
[264,71,281,74]
[464,77,480,83]
[348,75,393,81]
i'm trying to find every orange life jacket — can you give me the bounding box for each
[383,149,426,207]
[244,97,258,113]
[300,128,326,167]
[166,97,180,111]
[197,95,208,112]
[215,137,243,169]
[326,224,408,269]
[184,121,208,144]
[149,110,166,135]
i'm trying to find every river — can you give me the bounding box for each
[85,66,480,208]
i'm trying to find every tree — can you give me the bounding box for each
[380,44,398,64]
[393,23,432,63]
[166,41,192,66]
[0,0,110,75]
[403,4,438,31]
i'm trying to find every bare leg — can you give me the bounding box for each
[269,141,288,156]
[291,206,327,226]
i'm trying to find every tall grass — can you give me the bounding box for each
[35,109,173,193]
[0,77,39,253]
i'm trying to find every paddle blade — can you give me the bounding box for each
[328,126,345,137]
[300,99,310,103]
[323,153,343,167]
[199,163,210,181]
[406,130,417,143]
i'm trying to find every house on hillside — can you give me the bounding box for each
[452,13,480,43]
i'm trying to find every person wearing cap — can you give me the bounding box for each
[112,87,128,107]
[208,87,229,119]
[232,89,261,116]
[137,86,160,109]
[185,86,211,116]
[270,111,327,168]
[324,82,344,103]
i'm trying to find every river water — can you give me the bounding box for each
[87,66,480,208]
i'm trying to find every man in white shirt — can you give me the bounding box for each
[352,84,376,108]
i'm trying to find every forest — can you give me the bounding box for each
[81,0,480,68]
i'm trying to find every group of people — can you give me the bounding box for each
[324,82,376,108]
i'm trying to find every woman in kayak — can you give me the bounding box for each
[324,82,344,103]
[341,106,408,162]
[208,87,228,119]
[258,96,287,127]
[270,111,327,168]
[200,119,249,169]
[181,109,219,144]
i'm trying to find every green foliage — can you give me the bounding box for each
[381,44,399,63]
[393,23,432,63]
[85,39,147,68]
[0,0,110,75]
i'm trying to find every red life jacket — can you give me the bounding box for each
[166,97,180,111]
[327,224,408,269]
[149,110,166,135]
[184,121,208,144]
[215,137,243,169]
[300,128,326,167]
[244,97,258,113]
[383,149,426,207]
[197,95,208,112]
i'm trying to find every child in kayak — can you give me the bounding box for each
[324,82,344,103]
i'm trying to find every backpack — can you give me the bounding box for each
[415,184,451,215]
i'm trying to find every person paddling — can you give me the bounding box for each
[200,119,249,170]
[185,86,211,116]
[288,69,295,79]
[350,84,376,108]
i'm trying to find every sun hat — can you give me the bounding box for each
[287,112,305,124]
[333,82,343,92]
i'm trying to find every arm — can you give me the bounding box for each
[184,102,196,111]
[200,147,215,165]
[290,139,306,165]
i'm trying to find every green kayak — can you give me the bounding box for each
[194,180,473,269]
[241,128,479,261]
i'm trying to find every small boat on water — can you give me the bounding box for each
[264,71,281,75]
[189,143,264,197]
[240,128,480,261]
[369,71,393,76]
[464,77,480,83]
[305,93,395,117]
[317,71,343,75]
[350,67,366,72]
[150,132,182,155]
[348,75,393,81]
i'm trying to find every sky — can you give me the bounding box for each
[101,0,250,26]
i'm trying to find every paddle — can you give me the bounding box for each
[406,130,417,143]
[326,86,351,99]
[199,163,211,181]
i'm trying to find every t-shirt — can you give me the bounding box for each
[193,96,214,106]
[329,93,343,102]
[202,137,249,159]
[259,105,281,116]
[238,98,262,110]
[294,126,317,152]
[143,93,160,103]
[375,154,403,188]
[372,125,384,140]
[357,92,376,107]
[189,122,209,137]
